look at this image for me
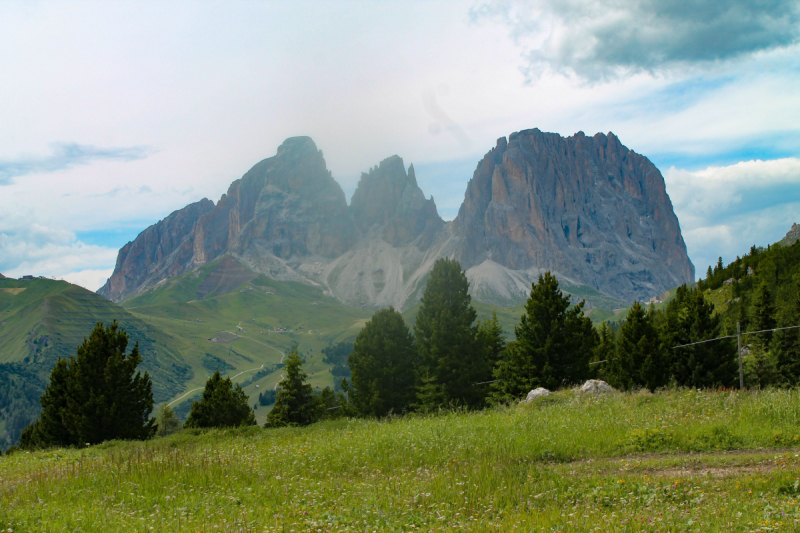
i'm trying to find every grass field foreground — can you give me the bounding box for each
[4,388,800,531]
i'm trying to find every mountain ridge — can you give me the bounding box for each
[99,130,694,309]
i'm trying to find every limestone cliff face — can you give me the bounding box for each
[452,129,694,302]
[97,198,214,301]
[100,130,695,307]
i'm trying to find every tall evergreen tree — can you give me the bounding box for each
[662,286,735,388]
[607,302,665,391]
[20,321,155,449]
[492,272,597,402]
[414,258,486,409]
[349,307,417,417]
[751,281,777,348]
[773,278,800,386]
[266,347,317,427]
[184,371,256,428]
[19,358,72,448]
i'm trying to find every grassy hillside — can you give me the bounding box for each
[120,258,373,425]
[0,278,192,450]
[3,388,800,531]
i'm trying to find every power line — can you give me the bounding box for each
[671,325,800,350]
[672,323,800,391]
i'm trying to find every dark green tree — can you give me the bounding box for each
[20,321,155,448]
[414,258,486,409]
[349,307,417,417]
[184,371,256,428]
[266,347,317,427]
[607,302,666,391]
[751,281,777,348]
[492,272,597,402]
[19,357,72,449]
[662,286,735,388]
[773,278,800,386]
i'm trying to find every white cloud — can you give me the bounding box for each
[0,214,118,290]
[665,158,800,276]
[62,269,115,292]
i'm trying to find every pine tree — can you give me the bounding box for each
[19,357,72,449]
[414,258,485,408]
[751,281,777,348]
[20,321,155,448]
[492,272,597,402]
[349,307,417,417]
[266,347,317,427]
[773,278,800,386]
[663,286,735,388]
[608,302,665,391]
[184,371,256,428]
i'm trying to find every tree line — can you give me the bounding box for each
[12,241,800,451]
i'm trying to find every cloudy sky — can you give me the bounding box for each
[1,0,799,291]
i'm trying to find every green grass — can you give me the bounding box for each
[4,388,800,531]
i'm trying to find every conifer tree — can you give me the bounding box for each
[607,302,665,390]
[20,321,155,448]
[662,286,735,388]
[773,278,800,385]
[349,307,417,417]
[751,282,777,348]
[266,347,317,427]
[184,371,256,428]
[493,272,597,402]
[414,258,486,408]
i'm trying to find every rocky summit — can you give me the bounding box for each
[99,130,695,309]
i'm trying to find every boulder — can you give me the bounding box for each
[579,379,616,394]
[521,387,551,404]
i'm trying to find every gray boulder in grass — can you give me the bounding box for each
[579,380,616,394]
[521,387,551,404]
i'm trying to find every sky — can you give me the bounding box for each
[1,0,799,292]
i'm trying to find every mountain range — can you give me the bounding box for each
[99,129,695,309]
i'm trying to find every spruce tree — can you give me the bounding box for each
[751,282,777,348]
[492,272,597,402]
[20,321,155,448]
[608,302,665,391]
[663,286,735,388]
[349,307,417,417]
[266,347,317,427]
[414,258,486,408]
[184,371,256,428]
[773,278,800,386]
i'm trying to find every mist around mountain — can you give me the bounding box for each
[99,129,694,311]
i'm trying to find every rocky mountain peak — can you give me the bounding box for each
[453,128,694,302]
[350,155,443,247]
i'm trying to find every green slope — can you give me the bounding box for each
[0,278,193,450]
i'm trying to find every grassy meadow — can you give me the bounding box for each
[4,388,800,532]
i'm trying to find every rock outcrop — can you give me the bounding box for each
[781,223,800,246]
[521,387,551,403]
[99,130,695,308]
[452,129,694,303]
[579,380,616,394]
